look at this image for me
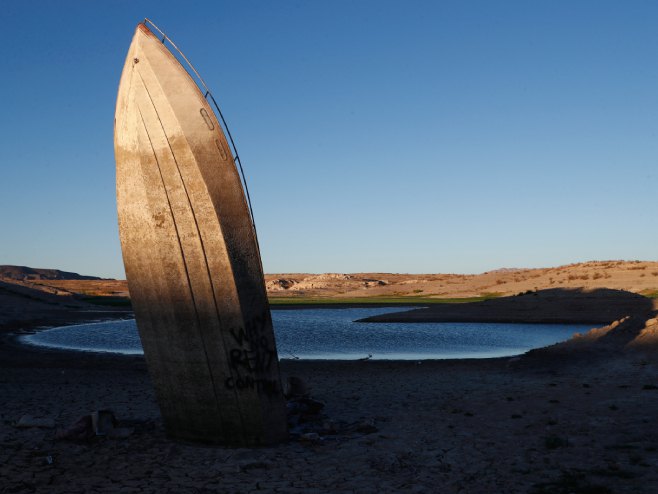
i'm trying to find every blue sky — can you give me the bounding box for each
[1,1,657,278]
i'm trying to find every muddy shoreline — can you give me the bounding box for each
[3,295,658,492]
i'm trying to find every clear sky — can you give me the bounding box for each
[2,1,657,279]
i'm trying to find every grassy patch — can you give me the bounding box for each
[639,289,658,299]
[80,292,506,308]
[268,293,503,306]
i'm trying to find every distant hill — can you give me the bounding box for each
[2,260,658,302]
[264,260,658,300]
[0,265,103,281]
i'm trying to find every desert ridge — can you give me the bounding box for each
[2,260,658,305]
[265,260,658,299]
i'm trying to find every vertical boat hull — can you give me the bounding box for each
[114,23,287,445]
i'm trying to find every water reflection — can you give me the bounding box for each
[23,307,592,360]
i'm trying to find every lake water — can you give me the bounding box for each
[22,307,592,360]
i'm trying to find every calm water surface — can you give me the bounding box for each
[22,308,592,360]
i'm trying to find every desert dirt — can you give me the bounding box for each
[2,321,658,493]
[263,260,658,300]
[2,261,658,492]
[4,260,658,306]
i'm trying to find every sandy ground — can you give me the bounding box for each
[7,259,658,303]
[2,309,658,493]
[359,288,657,324]
[264,260,658,299]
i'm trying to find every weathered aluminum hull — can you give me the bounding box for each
[114,23,287,445]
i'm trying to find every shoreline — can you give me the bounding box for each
[3,294,658,492]
[359,287,657,325]
[4,332,658,493]
[9,305,594,362]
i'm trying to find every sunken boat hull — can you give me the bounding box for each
[114,23,287,445]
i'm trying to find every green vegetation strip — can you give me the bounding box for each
[269,293,502,305]
[80,289,658,309]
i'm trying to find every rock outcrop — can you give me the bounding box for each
[0,266,102,281]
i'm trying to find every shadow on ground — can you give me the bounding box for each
[358,287,655,325]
